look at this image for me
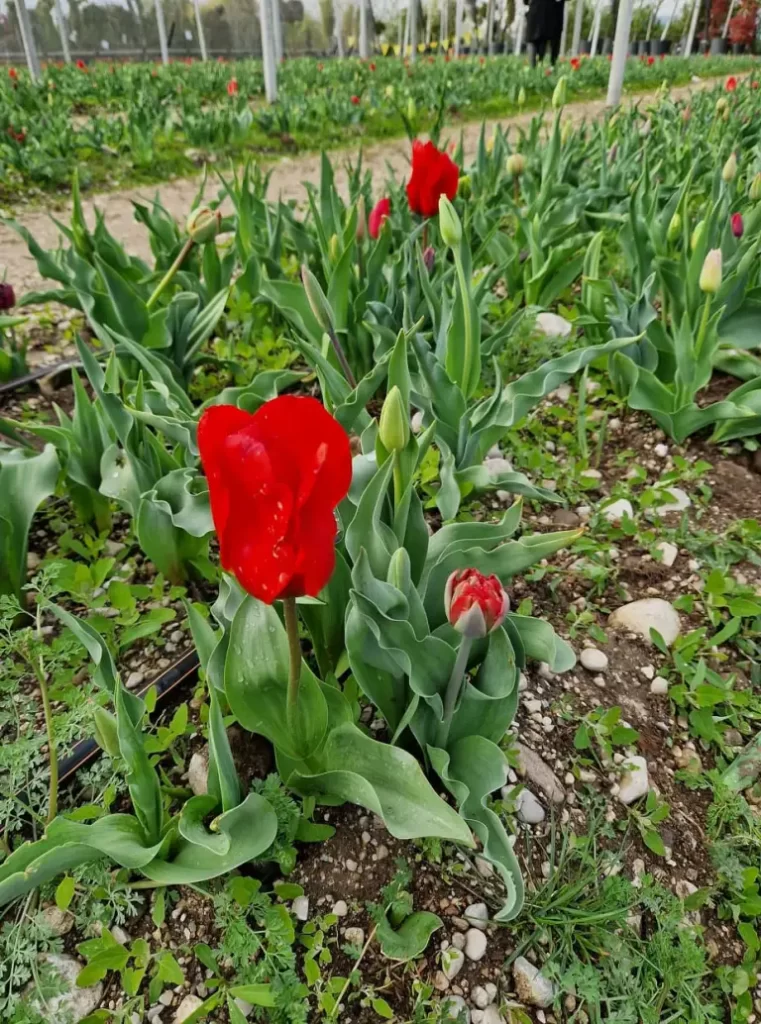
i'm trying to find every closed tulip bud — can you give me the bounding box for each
[301,265,334,333]
[667,212,681,243]
[423,245,436,273]
[379,385,409,453]
[722,151,738,182]
[716,96,728,114]
[406,96,416,121]
[186,205,221,244]
[750,172,761,201]
[552,75,568,109]
[561,118,572,145]
[506,152,526,177]
[0,283,15,310]
[438,195,462,248]
[445,568,509,638]
[691,219,705,252]
[385,84,394,99]
[329,233,340,262]
[639,118,652,138]
[731,212,744,238]
[518,86,526,107]
[356,195,366,241]
[699,248,722,294]
[457,174,471,199]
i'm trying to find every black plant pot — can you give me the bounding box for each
[579,38,591,53]
[649,38,671,54]
[710,36,728,54]
[732,42,745,54]
[637,39,650,55]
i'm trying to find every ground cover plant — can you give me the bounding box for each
[1,59,761,1024]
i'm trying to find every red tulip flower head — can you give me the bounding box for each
[369,61,376,71]
[198,396,352,604]
[445,568,509,638]
[76,58,87,71]
[647,55,654,65]
[368,197,391,238]
[227,78,238,96]
[0,283,15,310]
[726,75,738,92]
[351,94,360,105]
[8,67,17,80]
[406,140,459,219]
[731,212,744,238]
[570,56,580,70]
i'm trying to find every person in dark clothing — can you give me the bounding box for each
[525,0,566,65]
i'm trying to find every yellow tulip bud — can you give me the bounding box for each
[749,172,761,202]
[506,152,526,177]
[691,219,705,252]
[722,151,738,182]
[329,233,340,263]
[667,212,681,243]
[552,75,568,110]
[699,248,722,294]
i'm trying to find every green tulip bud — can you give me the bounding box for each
[667,212,681,243]
[749,172,761,201]
[328,233,340,263]
[301,264,334,333]
[406,96,416,121]
[457,174,471,199]
[379,385,409,453]
[385,84,394,99]
[93,707,121,758]
[518,86,526,107]
[506,152,526,177]
[186,205,221,244]
[699,248,722,294]
[439,195,462,248]
[722,151,738,183]
[716,96,728,114]
[552,75,568,110]
[690,219,705,252]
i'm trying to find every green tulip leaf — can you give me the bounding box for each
[376,910,442,961]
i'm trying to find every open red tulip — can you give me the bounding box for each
[368,197,391,238]
[406,140,459,219]
[198,396,352,604]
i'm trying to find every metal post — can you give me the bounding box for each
[660,0,675,39]
[559,0,570,55]
[14,0,41,80]
[571,0,584,53]
[192,0,208,58]
[52,0,71,62]
[485,0,495,53]
[155,0,169,64]
[684,0,700,54]
[335,0,344,55]
[440,0,448,47]
[425,0,432,43]
[606,0,634,105]
[359,0,369,56]
[722,0,737,37]
[260,0,278,100]
[271,0,283,62]
[590,0,604,54]
[409,0,418,58]
[454,0,463,54]
[514,1,525,52]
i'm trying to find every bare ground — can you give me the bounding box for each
[0,75,731,299]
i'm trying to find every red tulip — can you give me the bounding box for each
[368,197,391,238]
[8,67,17,80]
[753,80,760,89]
[227,78,238,96]
[731,212,744,238]
[198,396,352,604]
[570,56,580,70]
[647,55,654,65]
[76,58,87,71]
[445,568,509,638]
[0,283,15,310]
[406,140,459,219]
[351,94,360,105]
[369,62,376,71]
[726,75,738,92]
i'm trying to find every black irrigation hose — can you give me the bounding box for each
[0,359,80,397]
[58,649,200,785]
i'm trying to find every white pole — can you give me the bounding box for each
[359,0,369,56]
[454,0,463,54]
[409,0,418,58]
[440,0,448,46]
[425,0,432,43]
[606,0,634,105]
[14,0,41,80]
[192,0,208,59]
[52,0,71,62]
[271,0,283,62]
[260,0,278,100]
[335,0,344,55]
[514,1,525,52]
[485,0,495,53]
[590,0,604,54]
[571,0,584,53]
[683,0,700,54]
[559,0,570,55]
[155,0,169,64]
[660,0,676,39]
[722,0,737,36]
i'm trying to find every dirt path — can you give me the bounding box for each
[0,76,726,298]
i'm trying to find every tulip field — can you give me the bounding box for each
[4,48,761,1024]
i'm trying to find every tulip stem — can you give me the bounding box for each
[436,634,473,750]
[327,327,357,390]
[695,293,712,361]
[283,596,302,742]
[392,450,404,511]
[146,237,195,310]
[453,249,475,398]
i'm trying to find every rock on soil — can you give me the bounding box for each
[535,312,572,338]
[187,747,209,796]
[579,647,609,672]
[652,486,691,512]
[28,954,103,1020]
[464,902,489,930]
[650,676,669,695]
[602,498,634,523]
[443,994,471,1020]
[514,742,565,804]
[655,541,679,567]
[512,955,557,1007]
[464,928,488,961]
[442,946,465,980]
[174,994,204,1023]
[617,755,650,805]
[515,788,546,824]
[609,598,681,646]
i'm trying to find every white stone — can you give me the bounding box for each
[650,676,669,696]
[580,648,609,673]
[464,902,489,930]
[442,946,465,980]
[332,900,348,917]
[485,984,498,1002]
[126,670,145,690]
[471,1012,485,1024]
[292,896,309,921]
[652,486,691,513]
[602,498,633,523]
[579,468,602,489]
[475,856,494,878]
[482,1008,506,1024]
[654,443,669,457]
[411,411,424,433]
[464,928,488,962]
[40,906,73,936]
[472,985,491,1009]
[187,748,209,796]
[617,756,649,805]
[515,788,546,824]
[175,995,204,1024]
[515,743,565,804]
[452,931,466,950]
[654,541,678,568]
[442,995,471,1021]
[609,598,680,646]
[28,954,103,1021]
[512,955,556,1008]
[484,457,514,478]
[344,926,365,947]
[535,312,572,338]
